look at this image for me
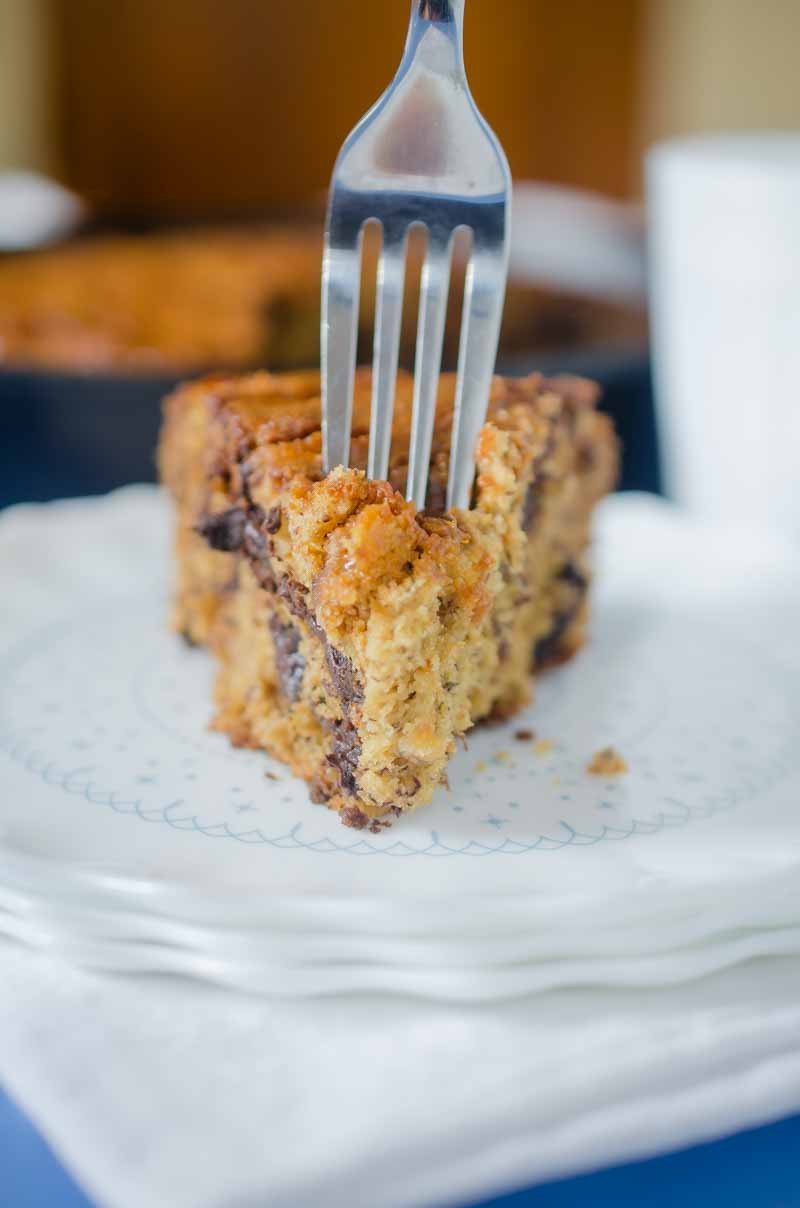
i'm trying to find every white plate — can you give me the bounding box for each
[1,487,800,940]
[4,876,800,966]
[3,894,800,1001]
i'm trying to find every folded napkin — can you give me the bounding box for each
[2,941,800,1208]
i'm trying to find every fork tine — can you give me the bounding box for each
[446,244,507,510]
[321,225,363,473]
[406,231,453,509]
[368,224,408,482]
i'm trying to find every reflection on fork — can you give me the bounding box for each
[321,0,511,511]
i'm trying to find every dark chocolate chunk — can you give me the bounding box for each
[422,477,447,517]
[339,806,397,833]
[240,460,255,505]
[576,443,597,474]
[325,717,361,795]
[196,507,246,552]
[340,805,369,830]
[326,645,365,707]
[558,559,588,591]
[242,509,276,591]
[264,505,282,534]
[179,630,199,649]
[532,563,588,669]
[277,574,311,622]
[533,618,572,669]
[521,480,540,533]
[242,505,266,551]
[309,775,332,804]
[531,558,589,666]
[268,613,305,702]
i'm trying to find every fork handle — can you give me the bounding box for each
[407,0,466,64]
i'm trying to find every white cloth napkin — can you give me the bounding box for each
[2,941,800,1208]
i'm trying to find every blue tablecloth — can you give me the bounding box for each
[3,1085,799,1208]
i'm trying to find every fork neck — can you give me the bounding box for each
[403,0,466,77]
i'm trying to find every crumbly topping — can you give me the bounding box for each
[165,366,603,519]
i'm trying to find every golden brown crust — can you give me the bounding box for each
[160,367,618,825]
[0,229,322,373]
[0,223,646,374]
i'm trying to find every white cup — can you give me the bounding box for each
[647,133,800,537]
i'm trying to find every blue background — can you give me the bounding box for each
[3,1086,800,1207]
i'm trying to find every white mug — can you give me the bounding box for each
[647,133,800,538]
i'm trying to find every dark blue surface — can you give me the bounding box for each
[1,1089,94,1208]
[3,1085,800,1208]
[0,352,660,509]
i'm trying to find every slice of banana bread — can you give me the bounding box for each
[159,368,617,828]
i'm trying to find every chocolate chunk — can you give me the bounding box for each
[309,775,332,804]
[196,507,246,552]
[264,505,282,534]
[576,443,597,474]
[521,480,539,532]
[242,508,276,591]
[277,574,311,622]
[492,613,510,663]
[339,805,396,833]
[326,645,365,707]
[522,425,561,533]
[340,805,369,829]
[422,477,447,517]
[240,460,255,505]
[532,560,588,668]
[179,630,199,649]
[268,613,305,702]
[533,619,571,668]
[558,559,588,591]
[242,505,266,550]
[325,717,361,795]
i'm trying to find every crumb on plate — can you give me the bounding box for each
[586,746,628,776]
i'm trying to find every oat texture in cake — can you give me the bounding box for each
[159,368,618,827]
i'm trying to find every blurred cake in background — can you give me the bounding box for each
[0,186,646,376]
[0,185,655,506]
[0,226,323,372]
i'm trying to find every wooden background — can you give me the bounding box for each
[49,0,643,217]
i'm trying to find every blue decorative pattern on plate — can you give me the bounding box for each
[1,486,799,914]
[0,599,796,858]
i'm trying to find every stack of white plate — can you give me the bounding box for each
[1,487,799,1000]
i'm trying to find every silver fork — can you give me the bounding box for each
[321,0,511,511]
